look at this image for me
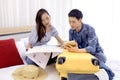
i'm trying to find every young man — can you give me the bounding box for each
[65,9,114,80]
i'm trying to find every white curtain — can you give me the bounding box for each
[0,0,72,40]
[72,0,120,60]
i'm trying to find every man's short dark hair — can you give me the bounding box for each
[68,9,83,20]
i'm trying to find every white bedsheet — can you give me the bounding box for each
[0,60,120,80]
[106,60,120,80]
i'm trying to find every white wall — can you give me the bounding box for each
[72,0,120,60]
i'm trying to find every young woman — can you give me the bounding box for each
[26,8,64,65]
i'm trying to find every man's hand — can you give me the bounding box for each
[63,41,87,53]
[65,44,79,52]
[63,41,79,52]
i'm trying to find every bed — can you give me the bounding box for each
[0,59,120,80]
[0,37,120,80]
[0,38,59,80]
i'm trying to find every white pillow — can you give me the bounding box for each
[15,40,27,64]
[20,37,29,49]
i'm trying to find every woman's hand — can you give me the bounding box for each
[26,43,32,51]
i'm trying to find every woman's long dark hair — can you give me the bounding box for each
[35,8,50,42]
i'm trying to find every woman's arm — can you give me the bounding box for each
[55,35,64,46]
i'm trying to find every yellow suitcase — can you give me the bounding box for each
[56,50,99,80]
